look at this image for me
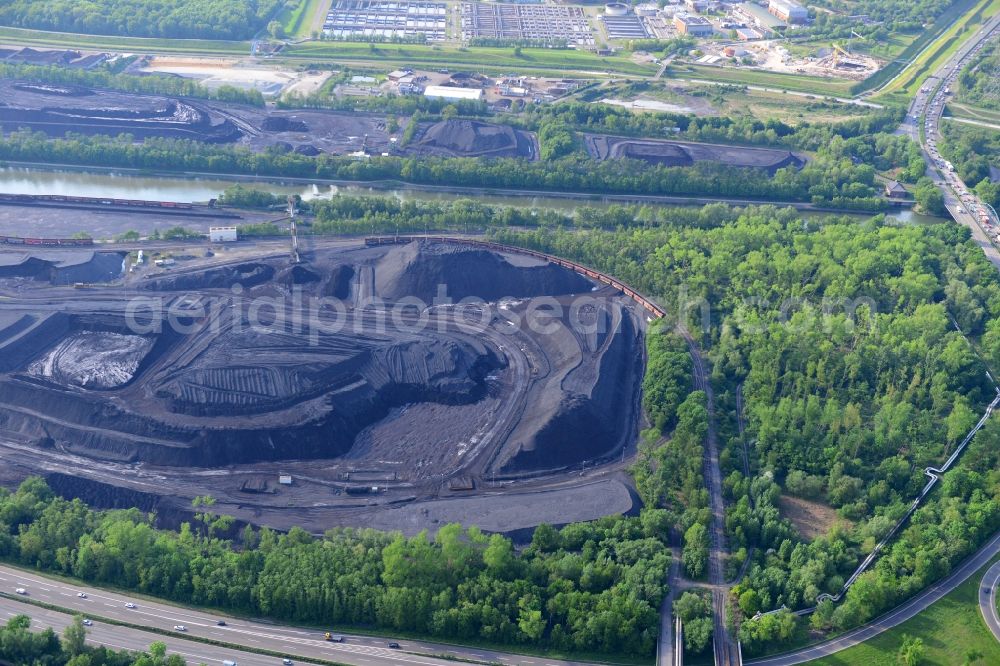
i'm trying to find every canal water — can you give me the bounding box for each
[0,165,948,225]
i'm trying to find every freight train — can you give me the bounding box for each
[0,235,95,246]
[365,235,666,318]
[0,193,196,210]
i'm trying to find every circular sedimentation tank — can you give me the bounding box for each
[605,2,630,15]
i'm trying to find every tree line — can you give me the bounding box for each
[0,63,266,107]
[0,0,281,39]
[0,612,186,666]
[1,478,670,656]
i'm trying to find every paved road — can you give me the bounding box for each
[747,529,1000,665]
[905,14,1000,270]
[979,560,1000,644]
[678,326,740,666]
[0,565,596,666]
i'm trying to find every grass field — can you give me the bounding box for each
[807,556,1000,665]
[688,84,880,124]
[283,41,657,76]
[0,22,653,76]
[0,25,248,55]
[875,0,1000,105]
[947,101,1000,123]
[276,0,324,39]
[668,63,855,96]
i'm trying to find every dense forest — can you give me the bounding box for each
[0,478,668,656]
[0,62,265,106]
[803,0,958,40]
[493,206,1000,654]
[0,0,281,39]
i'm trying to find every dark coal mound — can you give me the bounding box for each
[375,242,592,303]
[295,144,321,156]
[281,264,321,285]
[46,472,160,512]
[422,120,515,152]
[52,252,125,284]
[143,263,274,291]
[605,136,806,174]
[0,251,124,284]
[262,116,310,132]
[501,308,641,472]
[326,264,355,299]
[622,142,693,167]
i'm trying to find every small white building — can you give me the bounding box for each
[279,475,293,486]
[209,226,238,243]
[423,85,483,101]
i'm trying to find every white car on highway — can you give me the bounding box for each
[125,602,136,609]
[82,619,93,626]
[173,625,187,632]
[14,588,26,595]
[77,592,87,598]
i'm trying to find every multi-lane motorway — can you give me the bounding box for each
[0,565,596,666]
[902,13,1000,269]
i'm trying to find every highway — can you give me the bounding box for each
[746,529,1000,665]
[902,13,1000,269]
[979,560,1000,644]
[0,565,599,666]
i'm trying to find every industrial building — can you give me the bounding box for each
[674,13,713,36]
[209,227,238,242]
[768,0,807,24]
[424,85,484,101]
[601,4,650,40]
[323,1,447,41]
[461,3,594,45]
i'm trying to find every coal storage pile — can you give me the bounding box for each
[406,119,538,159]
[0,240,647,531]
[586,133,806,174]
[0,80,243,144]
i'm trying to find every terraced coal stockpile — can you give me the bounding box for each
[0,80,392,155]
[405,119,539,159]
[0,81,241,143]
[585,133,806,173]
[0,242,644,483]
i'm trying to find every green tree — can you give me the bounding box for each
[64,615,88,656]
[897,634,925,666]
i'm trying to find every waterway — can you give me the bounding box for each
[0,165,947,225]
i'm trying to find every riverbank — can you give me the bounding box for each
[0,160,916,216]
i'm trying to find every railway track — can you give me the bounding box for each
[364,235,667,319]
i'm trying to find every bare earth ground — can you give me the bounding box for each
[778,494,848,540]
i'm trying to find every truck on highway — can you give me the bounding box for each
[324,633,344,642]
